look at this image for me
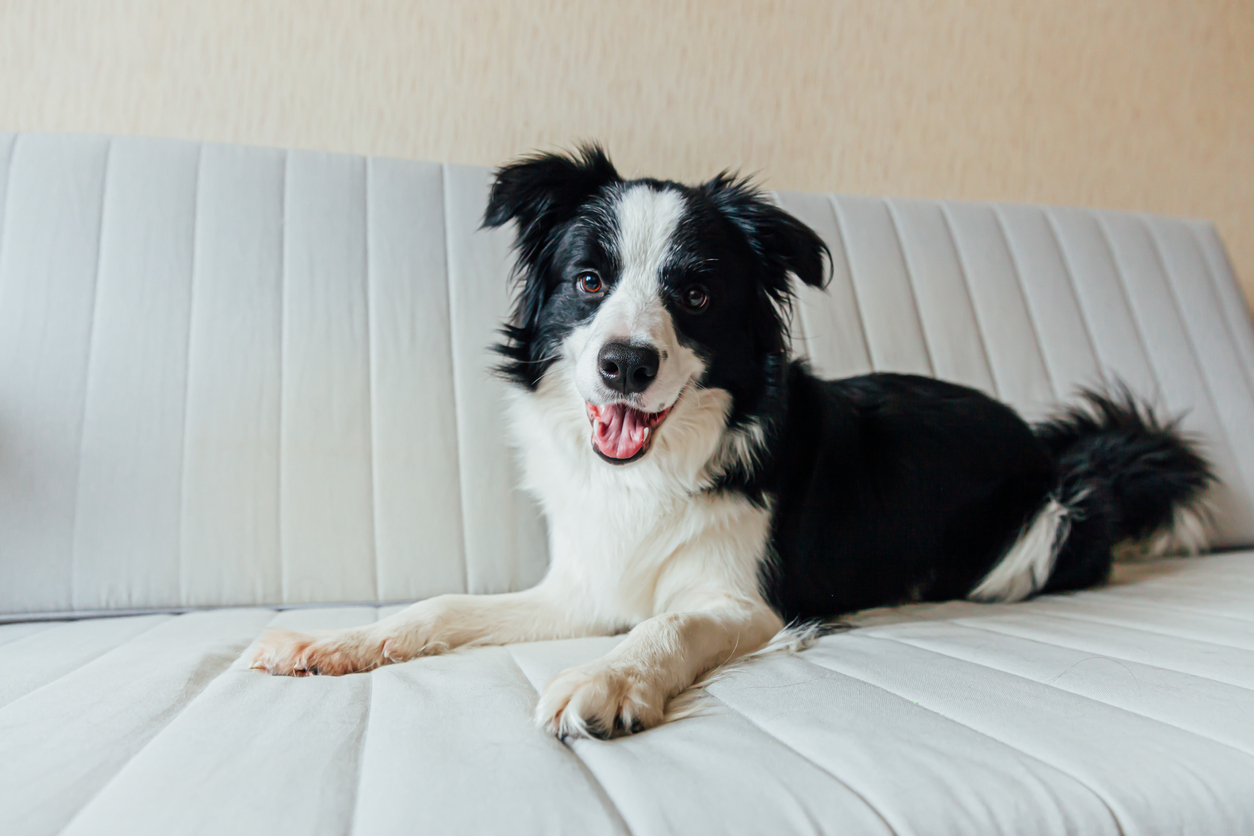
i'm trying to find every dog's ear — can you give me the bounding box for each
[484,146,619,389]
[483,144,621,270]
[701,173,830,291]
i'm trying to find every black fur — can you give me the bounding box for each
[751,369,1214,621]
[1034,385,1214,593]
[758,368,1057,619]
[488,146,1216,624]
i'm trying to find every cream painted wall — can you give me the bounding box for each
[2,0,1252,304]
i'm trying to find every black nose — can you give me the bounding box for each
[598,341,660,395]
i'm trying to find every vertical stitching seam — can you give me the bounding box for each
[883,199,936,376]
[0,134,17,613]
[437,165,469,595]
[442,164,472,595]
[938,204,1002,398]
[277,150,289,603]
[1042,209,1107,388]
[343,672,375,836]
[70,137,113,612]
[344,606,384,836]
[1093,214,1162,405]
[826,196,876,371]
[991,206,1059,401]
[175,143,204,608]
[364,158,381,602]
[0,133,18,274]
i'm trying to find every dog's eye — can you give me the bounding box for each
[681,285,710,311]
[576,271,603,294]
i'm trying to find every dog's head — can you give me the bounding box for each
[484,145,828,466]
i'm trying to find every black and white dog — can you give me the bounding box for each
[252,147,1213,738]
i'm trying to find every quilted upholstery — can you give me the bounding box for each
[1,552,1252,835]
[2,133,1254,616]
[1,133,1253,835]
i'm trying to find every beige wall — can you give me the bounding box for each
[3,0,1252,305]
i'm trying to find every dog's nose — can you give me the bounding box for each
[598,341,660,395]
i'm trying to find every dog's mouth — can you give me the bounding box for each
[586,402,673,465]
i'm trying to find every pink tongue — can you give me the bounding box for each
[591,404,649,459]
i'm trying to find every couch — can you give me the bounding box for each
[1,132,1252,835]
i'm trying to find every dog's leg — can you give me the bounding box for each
[249,584,599,676]
[534,593,782,738]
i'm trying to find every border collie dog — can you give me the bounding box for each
[252,147,1213,738]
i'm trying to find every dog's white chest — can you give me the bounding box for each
[532,464,772,627]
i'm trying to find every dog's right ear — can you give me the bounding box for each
[484,146,619,390]
[483,145,621,269]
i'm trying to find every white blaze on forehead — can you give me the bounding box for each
[611,185,686,305]
[569,183,703,414]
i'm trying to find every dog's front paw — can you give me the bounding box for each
[248,629,380,676]
[248,605,453,677]
[536,662,668,739]
[249,625,436,677]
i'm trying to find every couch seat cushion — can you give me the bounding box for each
[3,552,1253,835]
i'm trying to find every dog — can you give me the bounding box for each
[251,146,1214,739]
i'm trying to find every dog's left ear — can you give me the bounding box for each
[701,174,830,291]
[483,144,621,270]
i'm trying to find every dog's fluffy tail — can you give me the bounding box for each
[1035,385,1216,592]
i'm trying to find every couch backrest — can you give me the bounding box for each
[2,133,1252,616]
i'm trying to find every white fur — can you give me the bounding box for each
[968,498,1069,603]
[709,416,769,477]
[250,184,782,737]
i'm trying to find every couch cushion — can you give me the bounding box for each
[2,551,1252,835]
[2,133,1253,615]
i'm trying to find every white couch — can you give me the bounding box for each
[1,132,1252,835]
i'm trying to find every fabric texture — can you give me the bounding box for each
[2,132,1253,834]
[0,552,1251,835]
[2,132,1254,615]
